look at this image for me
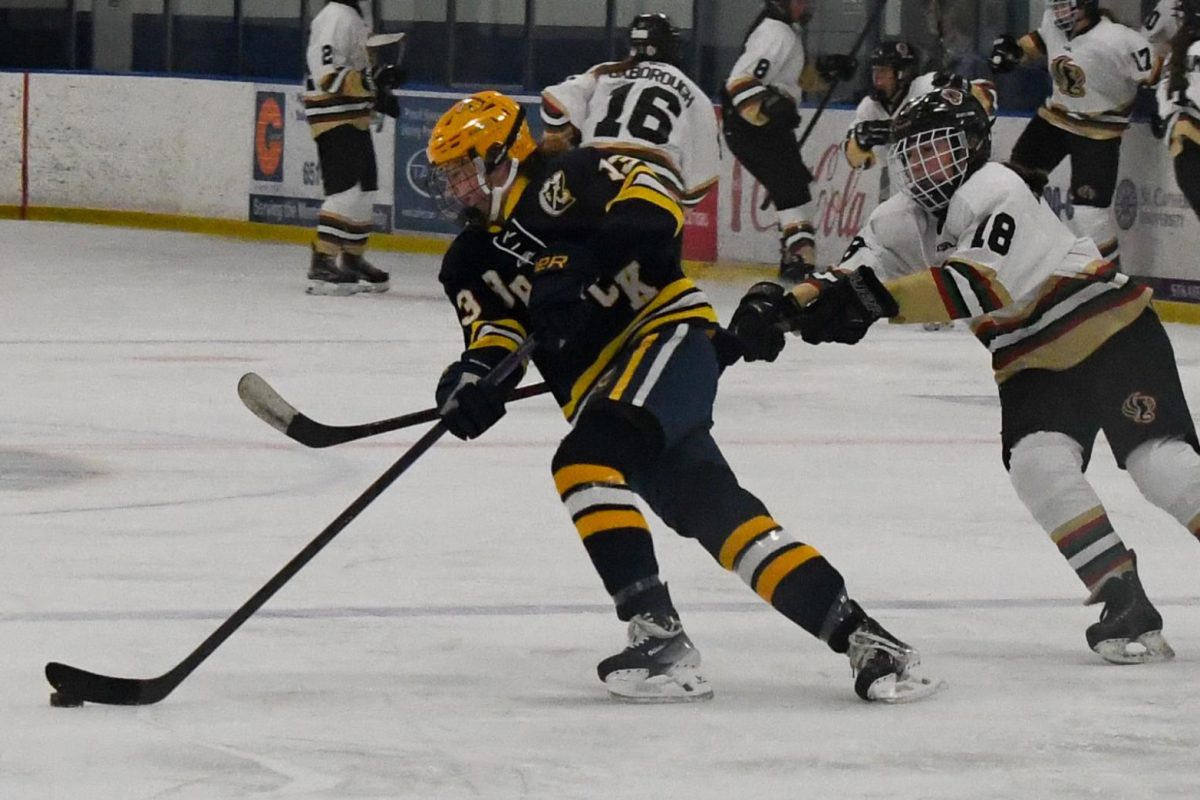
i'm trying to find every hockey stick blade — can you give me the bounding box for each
[239,373,551,448]
[44,338,536,706]
[237,372,297,435]
[45,661,177,706]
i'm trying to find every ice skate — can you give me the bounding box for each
[1086,551,1174,664]
[597,612,713,703]
[847,616,944,703]
[307,247,368,296]
[341,252,390,293]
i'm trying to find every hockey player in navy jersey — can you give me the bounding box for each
[731,86,1200,665]
[423,90,941,704]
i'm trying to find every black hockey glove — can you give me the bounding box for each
[729,281,801,363]
[759,86,801,130]
[815,53,858,83]
[374,90,400,118]
[852,120,892,150]
[527,246,598,353]
[989,34,1023,74]
[930,71,971,92]
[436,358,507,440]
[372,63,407,92]
[793,267,898,345]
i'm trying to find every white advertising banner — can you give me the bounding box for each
[248,82,395,233]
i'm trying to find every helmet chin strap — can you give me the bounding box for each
[481,157,520,223]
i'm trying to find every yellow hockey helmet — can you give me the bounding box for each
[425,91,537,225]
[426,90,536,169]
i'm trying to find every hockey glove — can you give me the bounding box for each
[729,281,801,363]
[793,267,898,345]
[374,91,400,118]
[436,358,507,440]
[815,53,858,83]
[853,120,892,150]
[527,246,597,353]
[759,86,801,130]
[989,34,1023,74]
[372,63,407,92]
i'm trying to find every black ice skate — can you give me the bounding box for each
[341,252,390,293]
[307,247,368,296]
[1085,551,1175,664]
[597,612,713,703]
[847,616,943,703]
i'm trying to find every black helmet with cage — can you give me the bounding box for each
[628,13,682,66]
[887,86,992,212]
[868,40,920,104]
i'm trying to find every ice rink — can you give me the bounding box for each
[4,220,1200,799]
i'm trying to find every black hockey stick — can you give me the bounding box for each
[44,337,537,707]
[760,0,889,210]
[238,372,551,448]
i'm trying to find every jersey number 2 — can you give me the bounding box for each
[594,84,682,145]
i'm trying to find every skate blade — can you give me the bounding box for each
[864,673,947,704]
[604,669,714,704]
[358,280,390,293]
[306,281,370,296]
[1092,631,1176,665]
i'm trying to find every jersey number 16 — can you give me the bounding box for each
[593,84,682,146]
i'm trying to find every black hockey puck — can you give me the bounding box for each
[49,691,83,708]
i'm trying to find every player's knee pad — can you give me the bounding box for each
[1126,437,1200,529]
[321,186,365,219]
[1070,204,1118,258]
[1008,431,1101,531]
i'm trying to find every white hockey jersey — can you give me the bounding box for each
[724,17,806,109]
[303,1,374,137]
[541,61,721,204]
[836,162,1151,382]
[1029,12,1157,138]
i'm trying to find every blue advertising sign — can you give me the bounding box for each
[392,91,542,235]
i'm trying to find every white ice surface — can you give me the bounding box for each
[3,221,1200,799]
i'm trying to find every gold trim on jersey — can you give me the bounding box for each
[468,318,526,354]
[561,279,717,421]
[885,270,957,324]
[303,68,373,137]
[726,77,766,109]
[607,166,685,235]
[964,262,1151,382]
[1169,116,1200,158]
[500,175,531,222]
[1037,104,1132,140]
